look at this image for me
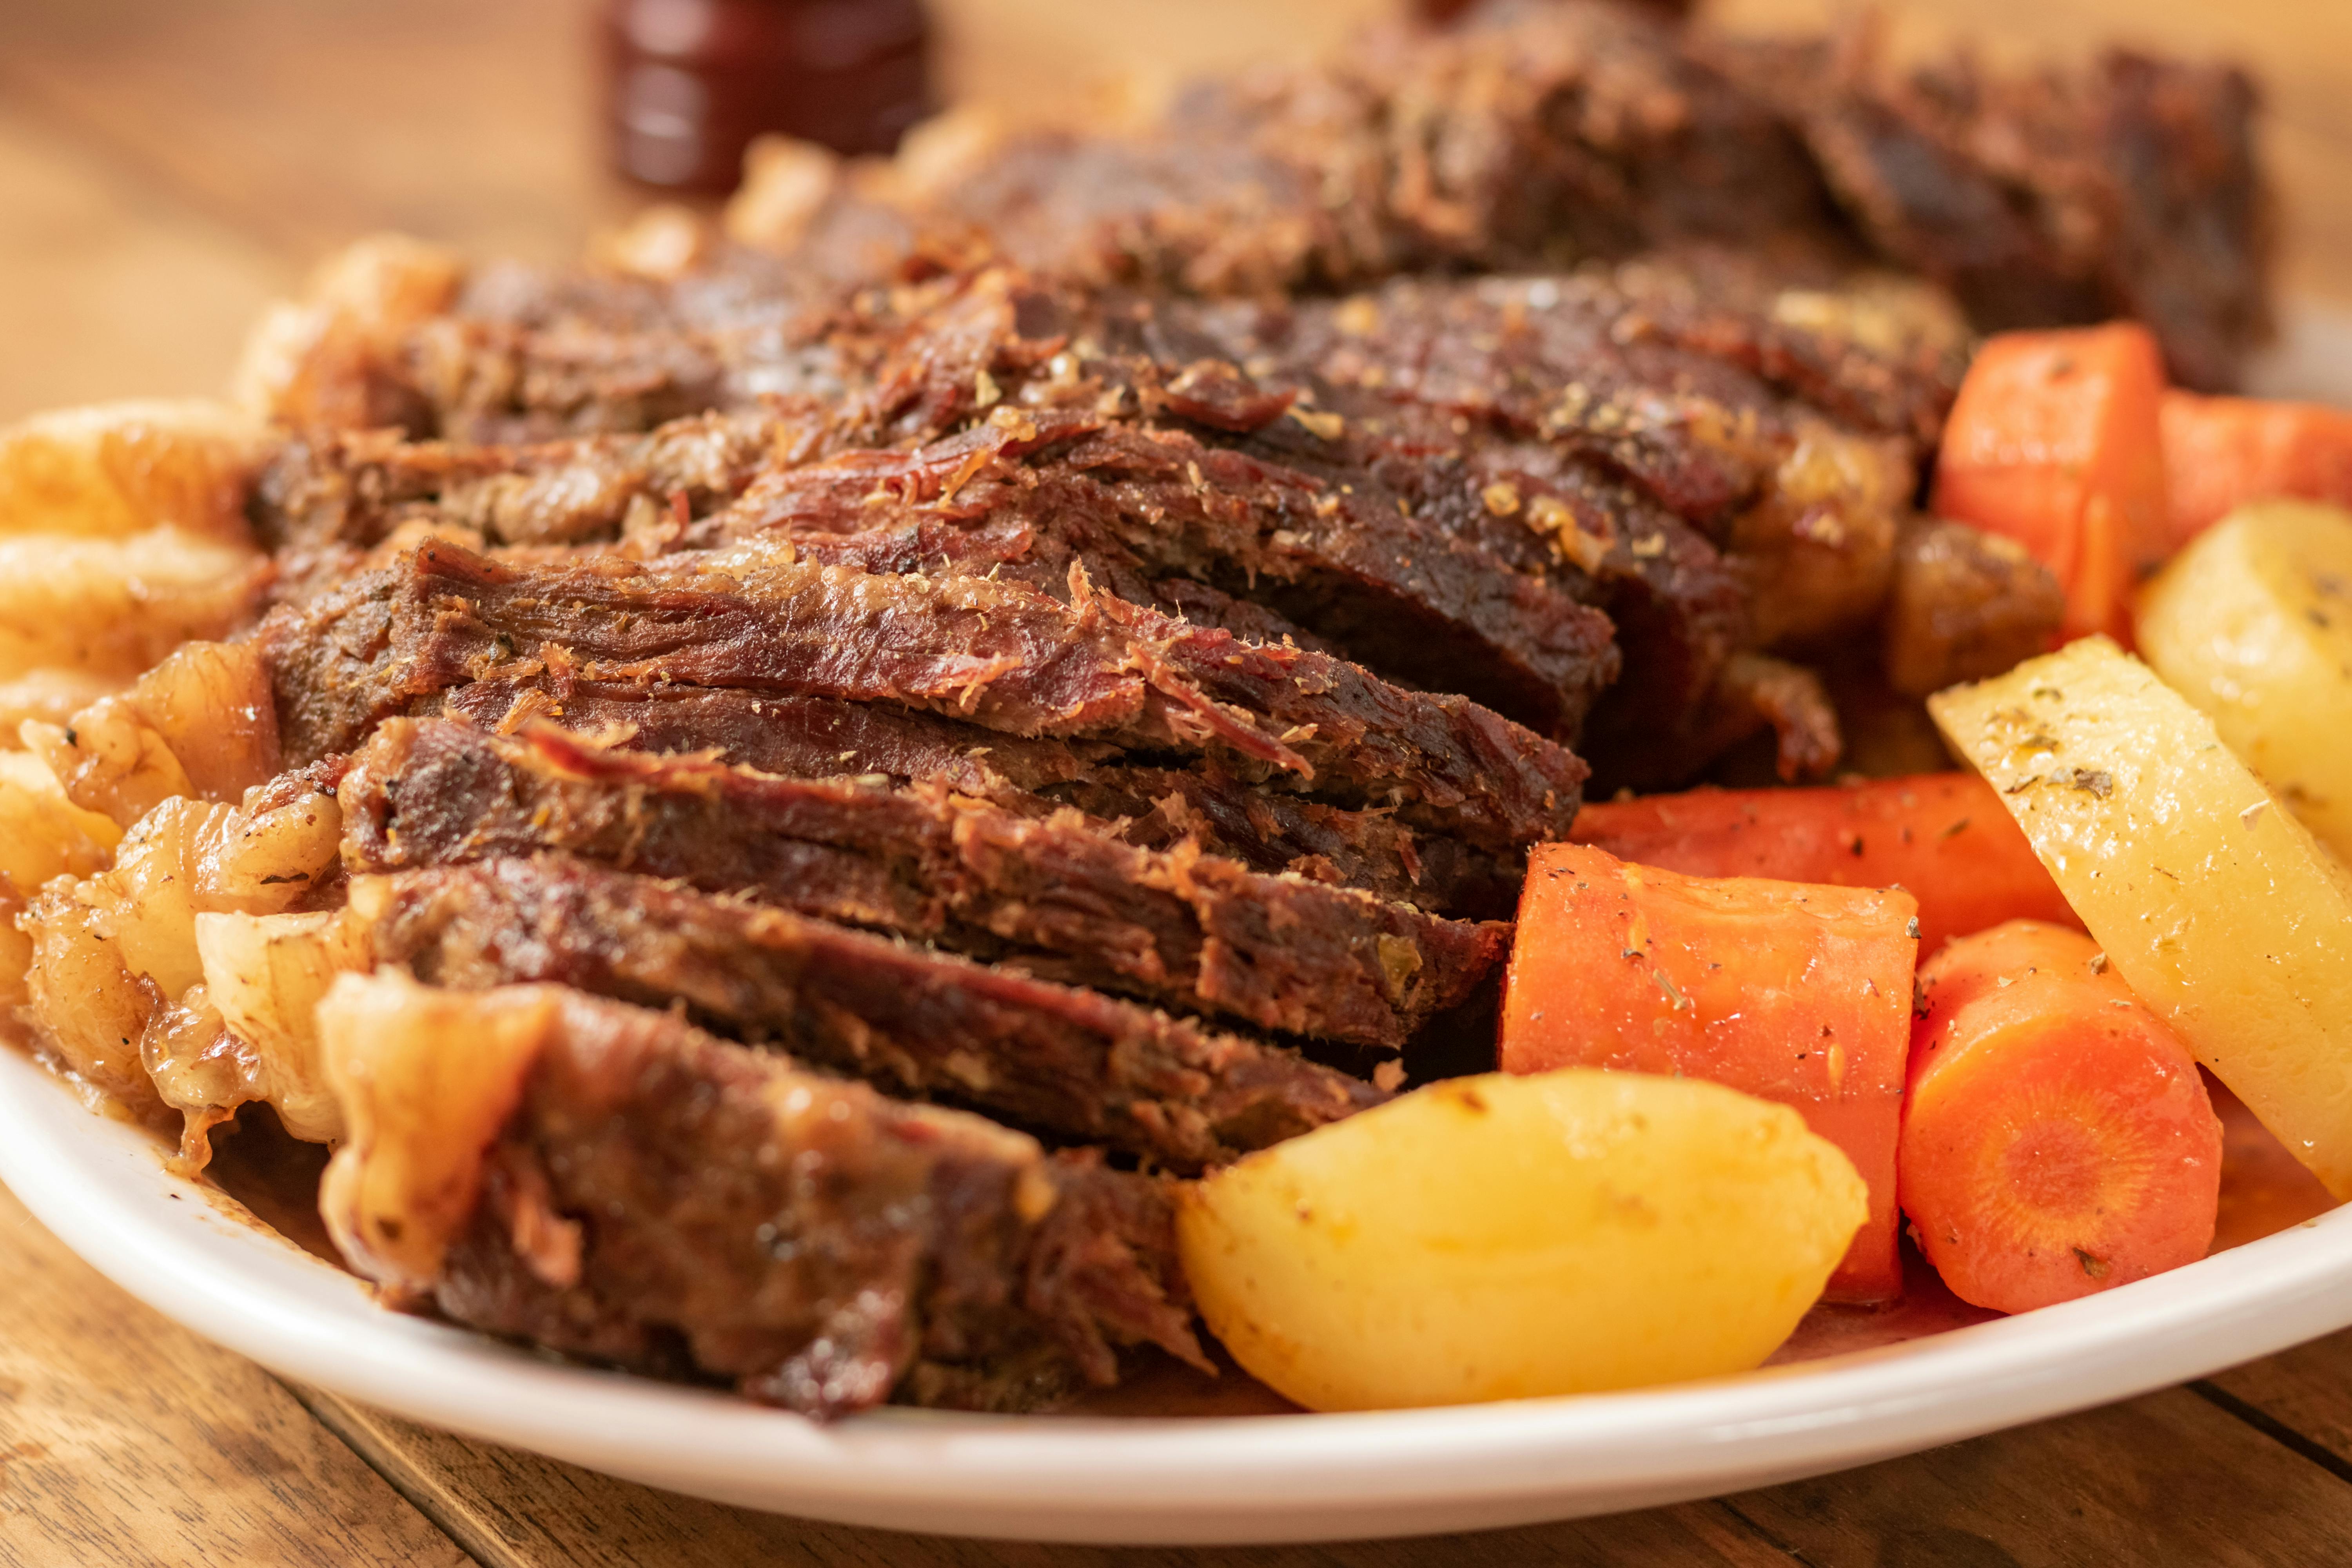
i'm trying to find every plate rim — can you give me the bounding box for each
[5,1045,2350,1544]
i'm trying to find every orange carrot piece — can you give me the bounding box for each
[1932,324,2169,644]
[1572,774,2079,956]
[2162,390,2352,549]
[1500,842,1919,1303]
[1901,920,2221,1314]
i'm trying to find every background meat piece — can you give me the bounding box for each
[1709,27,2274,390]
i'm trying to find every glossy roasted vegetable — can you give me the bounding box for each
[1932,325,2169,643]
[1931,637,2352,1198]
[2161,393,2352,549]
[1903,921,2222,1314]
[1177,1070,1866,1411]
[1501,843,1916,1303]
[2136,500,2352,863]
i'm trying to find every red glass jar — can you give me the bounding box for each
[603,0,932,192]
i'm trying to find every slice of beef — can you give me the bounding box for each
[437,673,1516,917]
[336,977,1201,1416]
[1043,765,1520,918]
[360,856,1386,1171]
[263,537,1588,853]
[250,412,804,558]
[1136,274,1923,593]
[700,404,1622,737]
[439,671,1110,797]
[340,719,1511,1049]
[405,249,868,443]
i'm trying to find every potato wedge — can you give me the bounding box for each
[0,530,264,681]
[0,399,270,545]
[1931,637,2352,1196]
[2136,501,2352,862]
[1177,1070,1865,1411]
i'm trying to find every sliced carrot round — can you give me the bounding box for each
[1900,921,2221,1314]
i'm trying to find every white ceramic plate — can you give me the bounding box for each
[3,1047,2348,1545]
[6,308,2350,1546]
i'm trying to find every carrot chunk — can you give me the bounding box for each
[1500,842,1919,1303]
[1572,773,2078,957]
[2162,390,2352,549]
[1900,920,2221,1314]
[1932,324,2169,643]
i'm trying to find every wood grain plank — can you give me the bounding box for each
[1722,1385,2352,1567]
[936,0,1388,120]
[0,1185,470,1568]
[289,1387,1786,1568]
[0,0,615,269]
[2206,1329,2352,1472]
[0,102,287,423]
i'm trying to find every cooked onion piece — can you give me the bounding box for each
[0,531,265,682]
[17,784,344,1139]
[0,399,270,545]
[2136,501,2352,862]
[25,639,282,826]
[1177,1070,1865,1411]
[1931,636,2352,1197]
[317,971,554,1287]
[195,911,366,1145]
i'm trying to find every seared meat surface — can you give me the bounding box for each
[264,537,1590,854]
[361,856,1388,1171]
[323,977,1203,1416]
[339,720,1512,1051]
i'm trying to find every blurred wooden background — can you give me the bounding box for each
[0,0,2348,423]
[10,3,2352,1564]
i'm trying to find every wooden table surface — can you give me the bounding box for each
[5,2,2352,1563]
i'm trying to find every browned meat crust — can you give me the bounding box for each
[701,406,1622,738]
[433,674,1515,917]
[339,720,1511,1050]
[363,856,1388,1171]
[263,537,1588,854]
[409,985,1204,1416]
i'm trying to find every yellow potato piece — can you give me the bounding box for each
[1931,637,2352,1196]
[1177,1070,1865,1412]
[2136,501,2352,862]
